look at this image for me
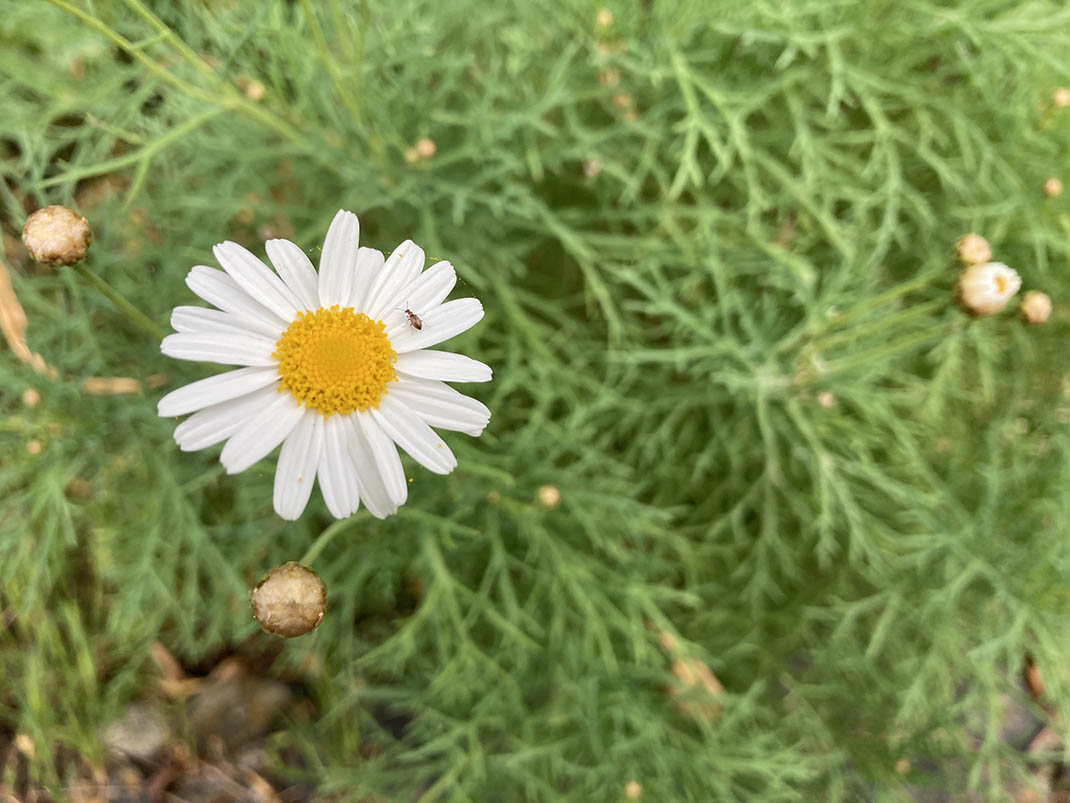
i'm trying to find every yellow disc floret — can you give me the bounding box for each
[274,306,396,417]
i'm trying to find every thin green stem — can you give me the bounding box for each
[70,263,166,341]
[38,109,224,189]
[817,322,954,378]
[300,519,354,566]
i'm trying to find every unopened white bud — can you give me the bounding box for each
[955,233,991,266]
[1020,291,1052,324]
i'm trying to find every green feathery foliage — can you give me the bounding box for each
[2,0,1070,799]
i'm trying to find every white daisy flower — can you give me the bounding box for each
[157,210,491,520]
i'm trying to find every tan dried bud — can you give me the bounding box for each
[251,562,327,638]
[22,206,92,266]
[1054,87,1070,108]
[403,147,421,165]
[624,780,642,799]
[955,233,992,266]
[1044,177,1063,198]
[670,656,724,723]
[958,262,1020,316]
[1020,291,1052,324]
[21,388,41,408]
[537,484,561,509]
[415,137,437,159]
[596,8,614,28]
[612,92,634,110]
[582,159,604,178]
[817,391,835,408]
[597,69,620,87]
[235,76,266,101]
[26,439,42,456]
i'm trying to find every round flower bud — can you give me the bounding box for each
[1044,177,1063,198]
[415,137,437,159]
[1054,87,1070,108]
[22,206,92,266]
[955,233,992,266]
[251,562,326,638]
[624,780,642,799]
[958,262,1021,316]
[1020,290,1052,324]
[537,484,561,509]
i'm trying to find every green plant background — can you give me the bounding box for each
[2,0,1070,799]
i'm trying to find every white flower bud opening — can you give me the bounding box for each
[958,262,1021,316]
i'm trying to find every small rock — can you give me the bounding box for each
[101,704,169,764]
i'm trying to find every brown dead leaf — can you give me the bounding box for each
[242,768,283,803]
[152,641,186,681]
[0,257,57,378]
[1024,655,1045,700]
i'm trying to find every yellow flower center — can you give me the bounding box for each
[273,306,396,417]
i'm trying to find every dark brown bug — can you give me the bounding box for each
[404,308,423,331]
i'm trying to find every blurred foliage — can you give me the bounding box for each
[2,0,1070,799]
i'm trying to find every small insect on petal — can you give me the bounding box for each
[405,308,424,330]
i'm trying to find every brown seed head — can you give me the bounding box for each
[21,388,41,408]
[251,562,327,638]
[1021,291,1052,325]
[22,206,92,266]
[955,233,991,266]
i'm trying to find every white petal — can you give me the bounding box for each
[391,298,484,354]
[273,412,324,520]
[394,350,492,383]
[318,210,360,308]
[382,261,457,337]
[388,377,491,437]
[214,241,302,322]
[161,332,277,366]
[317,415,361,518]
[220,391,305,474]
[352,411,407,509]
[266,239,319,311]
[370,395,457,475]
[172,385,279,451]
[347,247,386,310]
[158,366,280,417]
[170,306,279,340]
[362,240,424,320]
[185,266,288,337]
